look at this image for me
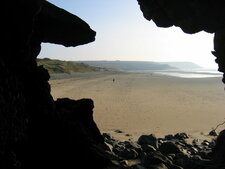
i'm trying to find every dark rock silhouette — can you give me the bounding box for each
[137,0,225,83]
[35,1,96,47]
[1,0,107,169]
[137,0,225,34]
[212,130,225,166]
[213,31,225,83]
[136,3,225,167]
[1,0,225,169]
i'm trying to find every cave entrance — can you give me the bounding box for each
[38,0,225,141]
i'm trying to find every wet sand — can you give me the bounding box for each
[50,72,225,141]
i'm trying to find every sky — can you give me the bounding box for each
[39,0,218,69]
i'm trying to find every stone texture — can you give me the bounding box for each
[103,132,224,169]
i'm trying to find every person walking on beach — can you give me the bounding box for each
[113,78,115,83]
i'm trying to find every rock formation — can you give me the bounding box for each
[1,0,225,168]
[1,0,108,169]
[136,1,225,168]
[137,0,225,82]
[103,132,225,169]
[34,0,96,47]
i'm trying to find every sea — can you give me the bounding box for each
[152,69,223,78]
[50,69,223,80]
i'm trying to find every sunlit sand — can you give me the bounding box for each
[50,72,225,140]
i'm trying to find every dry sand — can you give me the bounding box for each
[50,72,225,141]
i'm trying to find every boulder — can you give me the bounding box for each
[209,130,218,136]
[113,142,139,159]
[174,133,189,140]
[164,134,174,140]
[159,142,183,155]
[141,152,172,168]
[102,133,119,146]
[138,134,158,149]
[141,144,157,154]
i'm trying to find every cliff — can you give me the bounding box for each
[37,58,108,74]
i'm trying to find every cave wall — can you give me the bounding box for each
[1,0,225,168]
[1,0,108,168]
[137,0,225,83]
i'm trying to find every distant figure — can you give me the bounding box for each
[113,78,115,83]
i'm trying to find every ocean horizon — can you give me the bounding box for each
[147,69,222,78]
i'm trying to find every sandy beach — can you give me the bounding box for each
[50,72,225,141]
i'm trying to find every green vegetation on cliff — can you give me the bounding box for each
[37,58,107,74]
